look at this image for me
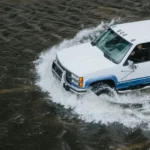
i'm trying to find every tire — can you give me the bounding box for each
[90,82,115,97]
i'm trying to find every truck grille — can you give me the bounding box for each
[52,59,72,83]
[66,72,72,83]
[52,62,63,79]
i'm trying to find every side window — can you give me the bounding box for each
[124,42,150,65]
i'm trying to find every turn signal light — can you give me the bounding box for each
[79,77,83,83]
[79,83,83,87]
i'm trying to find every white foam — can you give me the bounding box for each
[34,20,150,130]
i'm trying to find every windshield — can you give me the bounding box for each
[95,29,132,64]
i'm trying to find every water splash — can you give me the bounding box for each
[34,20,150,130]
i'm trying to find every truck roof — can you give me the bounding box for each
[111,20,150,45]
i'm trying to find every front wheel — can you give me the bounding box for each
[90,82,115,97]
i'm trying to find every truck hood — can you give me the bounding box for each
[56,42,117,76]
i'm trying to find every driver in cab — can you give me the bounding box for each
[128,44,149,63]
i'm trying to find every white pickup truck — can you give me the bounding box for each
[52,20,150,96]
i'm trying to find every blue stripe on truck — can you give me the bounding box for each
[116,76,150,90]
[84,75,150,90]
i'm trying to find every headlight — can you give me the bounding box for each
[71,79,78,85]
[71,74,79,80]
[71,74,83,87]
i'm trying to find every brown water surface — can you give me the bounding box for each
[1,0,150,149]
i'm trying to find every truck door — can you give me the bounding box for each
[117,43,150,90]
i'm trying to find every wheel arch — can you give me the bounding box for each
[84,75,118,88]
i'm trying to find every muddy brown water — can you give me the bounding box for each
[1,0,150,149]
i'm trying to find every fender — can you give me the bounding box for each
[84,75,118,88]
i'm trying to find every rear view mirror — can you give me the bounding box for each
[128,60,137,70]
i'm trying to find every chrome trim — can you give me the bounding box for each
[69,88,86,95]
[52,69,61,80]
[65,82,87,92]
[52,61,66,82]
[54,60,64,73]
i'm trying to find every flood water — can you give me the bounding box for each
[1,0,150,150]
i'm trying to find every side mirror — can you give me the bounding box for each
[128,60,137,70]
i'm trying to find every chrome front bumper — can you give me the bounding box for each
[51,60,87,95]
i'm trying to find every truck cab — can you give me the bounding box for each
[52,20,150,95]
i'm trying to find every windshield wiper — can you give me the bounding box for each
[104,53,117,64]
